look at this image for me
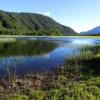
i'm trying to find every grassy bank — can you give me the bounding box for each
[0,35,100,38]
[2,77,100,100]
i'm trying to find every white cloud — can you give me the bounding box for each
[37,11,51,17]
[42,11,51,16]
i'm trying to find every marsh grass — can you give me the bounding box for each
[1,77,100,100]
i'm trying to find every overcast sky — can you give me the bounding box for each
[0,0,100,32]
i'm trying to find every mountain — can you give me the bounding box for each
[0,10,77,35]
[81,26,100,34]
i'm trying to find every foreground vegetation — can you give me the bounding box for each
[1,77,100,100]
[0,45,100,100]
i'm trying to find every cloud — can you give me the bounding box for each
[42,11,51,16]
[37,11,51,16]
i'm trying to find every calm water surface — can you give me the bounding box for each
[0,37,100,77]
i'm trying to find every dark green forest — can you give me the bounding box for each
[0,10,77,35]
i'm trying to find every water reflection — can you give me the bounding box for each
[71,39,95,45]
[0,37,99,78]
[0,40,57,56]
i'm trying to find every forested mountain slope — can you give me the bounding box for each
[0,10,77,35]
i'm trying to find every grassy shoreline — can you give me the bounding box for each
[0,35,100,38]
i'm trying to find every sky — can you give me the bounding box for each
[0,0,100,32]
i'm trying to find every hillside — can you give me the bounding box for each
[0,10,77,35]
[81,26,100,35]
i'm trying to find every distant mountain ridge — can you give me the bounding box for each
[81,26,100,34]
[0,10,77,35]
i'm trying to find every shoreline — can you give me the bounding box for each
[0,35,100,38]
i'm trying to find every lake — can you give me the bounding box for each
[0,37,100,78]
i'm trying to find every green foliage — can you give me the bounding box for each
[0,10,77,35]
[0,94,29,100]
[31,91,44,100]
[2,77,100,100]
